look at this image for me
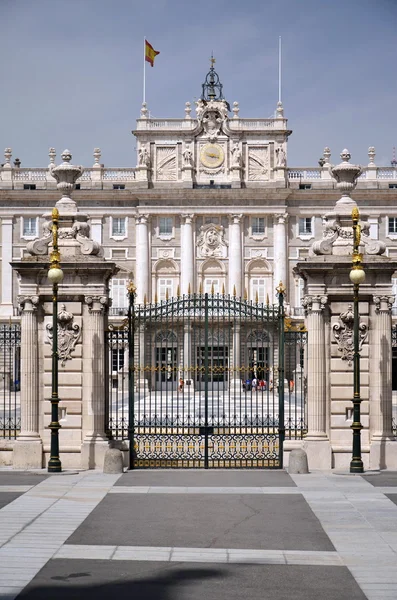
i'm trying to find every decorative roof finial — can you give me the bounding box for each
[391,147,397,168]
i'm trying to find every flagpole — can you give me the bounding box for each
[278,35,282,104]
[143,36,146,104]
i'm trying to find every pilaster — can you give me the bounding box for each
[301,294,332,468]
[81,295,109,469]
[0,218,14,316]
[369,295,397,469]
[13,295,43,469]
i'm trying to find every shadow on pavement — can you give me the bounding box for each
[18,566,223,600]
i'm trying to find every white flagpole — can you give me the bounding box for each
[143,36,146,104]
[278,36,282,104]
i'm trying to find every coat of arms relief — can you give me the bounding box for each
[197,224,228,258]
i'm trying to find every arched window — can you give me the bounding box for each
[246,259,272,303]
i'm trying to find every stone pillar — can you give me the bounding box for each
[135,214,149,304]
[1,218,14,316]
[13,295,43,468]
[370,295,397,469]
[181,214,194,295]
[273,214,288,300]
[302,294,332,468]
[228,214,243,297]
[81,295,109,469]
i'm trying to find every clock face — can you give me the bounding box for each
[200,143,225,169]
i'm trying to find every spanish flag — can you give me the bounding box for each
[145,40,160,67]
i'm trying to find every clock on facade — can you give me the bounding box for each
[200,143,225,169]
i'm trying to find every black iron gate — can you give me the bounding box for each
[105,288,306,469]
[0,323,21,439]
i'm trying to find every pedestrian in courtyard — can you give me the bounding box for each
[179,377,184,392]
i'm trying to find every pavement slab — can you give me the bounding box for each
[17,560,367,600]
[114,469,296,487]
[66,492,334,551]
[363,472,397,487]
[0,492,24,510]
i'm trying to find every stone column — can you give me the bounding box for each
[301,294,332,468]
[228,214,243,297]
[370,295,397,469]
[1,218,14,316]
[273,214,288,300]
[81,295,109,469]
[13,295,43,468]
[181,214,194,295]
[135,214,149,304]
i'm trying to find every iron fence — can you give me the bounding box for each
[0,323,21,439]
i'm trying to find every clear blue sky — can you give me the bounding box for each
[0,0,396,167]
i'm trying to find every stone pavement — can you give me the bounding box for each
[0,470,396,599]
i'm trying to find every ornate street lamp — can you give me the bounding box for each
[349,207,365,473]
[47,207,64,472]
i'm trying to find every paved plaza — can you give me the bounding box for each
[0,470,397,599]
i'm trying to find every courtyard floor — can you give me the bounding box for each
[0,469,397,599]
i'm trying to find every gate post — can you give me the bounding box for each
[128,282,136,469]
[277,283,285,468]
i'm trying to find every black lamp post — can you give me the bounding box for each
[47,207,64,473]
[349,207,365,473]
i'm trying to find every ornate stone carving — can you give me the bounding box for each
[93,147,101,166]
[232,101,239,118]
[248,147,269,180]
[17,295,39,312]
[138,145,150,167]
[85,295,108,313]
[302,295,327,315]
[368,146,376,166]
[231,143,242,167]
[48,147,56,168]
[4,148,12,166]
[156,146,177,180]
[275,145,286,167]
[374,296,394,314]
[331,149,362,203]
[182,146,193,168]
[323,147,331,165]
[46,304,81,366]
[184,101,191,119]
[197,223,228,258]
[195,98,228,142]
[332,304,368,365]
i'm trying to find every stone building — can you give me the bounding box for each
[0,63,397,470]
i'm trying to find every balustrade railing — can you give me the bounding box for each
[288,168,322,180]
[103,169,136,180]
[13,168,47,181]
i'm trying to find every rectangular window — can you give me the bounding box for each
[158,278,173,301]
[112,348,125,372]
[299,217,312,235]
[252,217,265,235]
[251,278,266,304]
[113,184,125,190]
[112,217,126,236]
[23,184,36,190]
[204,278,220,294]
[22,217,37,237]
[389,217,397,234]
[110,279,128,308]
[159,217,173,236]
